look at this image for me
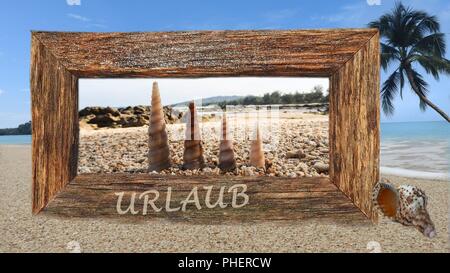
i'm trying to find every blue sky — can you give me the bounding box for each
[0,0,449,127]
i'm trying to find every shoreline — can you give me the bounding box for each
[381,166,448,181]
[0,143,448,181]
[0,143,31,147]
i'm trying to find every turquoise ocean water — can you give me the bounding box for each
[381,121,449,141]
[380,121,448,179]
[1,121,448,179]
[0,135,31,145]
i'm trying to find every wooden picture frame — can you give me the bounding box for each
[31,29,380,223]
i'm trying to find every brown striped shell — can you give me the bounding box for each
[218,113,236,172]
[182,102,205,170]
[148,81,171,172]
[249,123,265,168]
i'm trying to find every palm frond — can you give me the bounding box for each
[380,43,400,71]
[391,2,420,47]
[368,12,397,44]
[416,55,450,80]
[406,11,440,44]
[381,70,400,115]
[417,56,440,80]
[408,68,429,111]
[411,33,446,58]
[413,14,440,35]
[368,14,393,37]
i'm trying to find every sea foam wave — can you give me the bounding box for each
[381,166,448,181]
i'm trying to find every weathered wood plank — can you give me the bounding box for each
[43,174,370,224]
[329,32,380,222]
[31,36,79,213]
[32,29,378,78]
[31,29,380,223]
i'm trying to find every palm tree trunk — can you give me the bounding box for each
[405,68,450,122]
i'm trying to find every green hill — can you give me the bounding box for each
[0,121,32,135]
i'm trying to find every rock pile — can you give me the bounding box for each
[79,106,182,129]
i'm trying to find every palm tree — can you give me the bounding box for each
[368,2,450,122]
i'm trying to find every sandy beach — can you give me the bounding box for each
[1,144,448,253]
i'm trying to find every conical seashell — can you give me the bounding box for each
[250,123,265,168]
[182,102,205,170]
[148,82,171,172]
[218,113,236,172]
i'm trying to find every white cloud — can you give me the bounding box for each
[67,13,90,22]
[367,0,381,6]
[67,13,107,28]
[0,89,4,95]
[66,0,81,6]
[79,78,329,108]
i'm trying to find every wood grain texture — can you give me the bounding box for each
[30,29,380,222]
[31,36,79,213]
[32,29,378,78]
[43,174,370,224]
[329,32,380,222]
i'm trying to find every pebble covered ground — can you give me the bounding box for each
[78,113,330,177]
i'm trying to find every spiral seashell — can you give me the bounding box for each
[182,102,205,170]
[249,123,265,168]
[148,81,171,172]
[218,113,236,172]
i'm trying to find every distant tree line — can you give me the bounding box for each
[208,86,329,109]
[0,121,32,135]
